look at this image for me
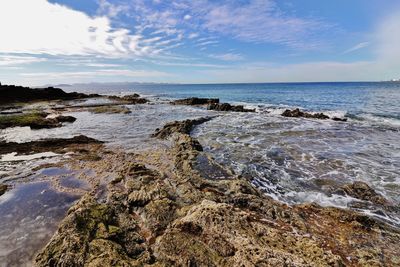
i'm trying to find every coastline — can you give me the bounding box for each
[0,86,399,266]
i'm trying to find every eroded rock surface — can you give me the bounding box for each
[108,94,149,104]
[35,119,400,267]
[208,103,255,112]
[152,117,213,139]
[0,83,99,104]
[0,112,76,129]
[171,97,219,105]
[0,135,103,156]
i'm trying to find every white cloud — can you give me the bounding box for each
[343,42,370,54]
[209,53,244,61]
[375,11,400,69]
[0,0,151,57]
[0,55,47,66]
[21,69,169,78]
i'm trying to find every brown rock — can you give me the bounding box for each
[207,103,255,112]
[171,97,219,105]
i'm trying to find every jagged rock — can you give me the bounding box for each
[0,83,99,104]
[337,181,388,205]
[152,117,213,139]
[0,112,76,129]
[282,108,330,119]
[207,103,255,112]
[108,94,148,104]
[171,97,219,105]
[0,135,102,156]
[35,120,400,267]
[0,184,9,196]
[332,117,348,122]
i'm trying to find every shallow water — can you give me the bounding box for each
[0,180,80,267]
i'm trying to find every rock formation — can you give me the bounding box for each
[35,118,400,267]
[208,103,255,112]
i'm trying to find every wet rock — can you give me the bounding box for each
[282,108,330,119]
[338,181,388,205]
[91,105,131,114]
[152,117,213,139]
[332,117,348,122]
[0,184,10,196]
[0,135,103,156]
[171,97,219,105]
[54,115,77,123]
[207,103,255,112]
[36,120,400,267]
[0,112,76,129]
[108,94,148,104]
[0,83,98,104]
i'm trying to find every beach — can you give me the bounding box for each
[0,83,400,266]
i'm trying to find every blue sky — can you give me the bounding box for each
[0,0,400,86]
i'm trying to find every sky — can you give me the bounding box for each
[0,0,400,86]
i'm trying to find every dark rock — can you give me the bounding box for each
[54,115,77,123]
[0,135,103,156]
[171,97,219,105]
[0,184,10,196]
[282,108,329,120]
[0,83,98,104]
[338,181,388,205]
[108,94,148,104]
[207,103,255,112]
[152,117,213,139]
[332,117,348,122]
[0,113,76,129]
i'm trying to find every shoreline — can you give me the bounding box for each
[0,88,399,266]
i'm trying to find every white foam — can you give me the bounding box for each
[1,152,59,162]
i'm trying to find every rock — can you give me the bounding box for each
[54,115,77,123]
[0,112,76,129]
[332,117,348,122]
[207,103,255,112]
[171,97,219,105]
[0,135,103,156]
[0,184,9,196]
[0,83,99,104]
[152,117,213,139]
[108,94,148,104]
[35,120,400,267]
[282,108,330,119]
[338,181,388,205]
[91,105,131,114]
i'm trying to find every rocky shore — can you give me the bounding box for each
[34,118,400,266]
[1,89,399,266]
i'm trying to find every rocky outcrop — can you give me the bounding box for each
[282,108,348,122]
[108,94,148,104]
[337,181,388,205]
[35,119,400,267]
[0,135,103,156]
[282,108,330,119]
[171,97,219,105]
[208,103,255,112]
[0,184,9,196]
[0,112,76,129]
[0,84,99,104]
[152,117,213,139]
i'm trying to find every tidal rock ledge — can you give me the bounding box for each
[35,119,400,267]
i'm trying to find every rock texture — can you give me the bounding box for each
[171,97,219,105]
[108,94,149,104]
[0,83,98,104]
[152,117,213,139]
[0,112,76,129]
[0,135,103,156]
[208,103,255,112]
[35,119,400,267]
[338,181,388,205]
[282,108,330,119]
